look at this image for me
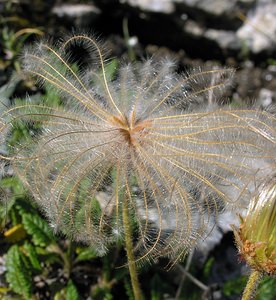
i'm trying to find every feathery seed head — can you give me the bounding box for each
[1,34,275,266]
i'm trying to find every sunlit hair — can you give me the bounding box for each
[0,34,275,267]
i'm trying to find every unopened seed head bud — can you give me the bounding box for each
[233,175,276,275]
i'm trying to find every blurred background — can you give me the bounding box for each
[0,1,275,299]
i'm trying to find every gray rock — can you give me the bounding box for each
[119,0,276,58]
[121,0,175,13]
[204,29,242,50]
[123,0,241,16]
[52,4,101,27]
[237,1,276,53]
[195,0,237,16]
[184,20,204,37]
[258,88,275,108]
[175,0,239,16]
[0,256,6,276]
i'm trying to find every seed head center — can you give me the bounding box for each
[110,114,151,146]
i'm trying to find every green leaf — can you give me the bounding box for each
[8,177,26,195]
[36,246,63,265]
[223,276,247,296]
[15,198,37,216]
[23,242,42,271]
[124,278,134,300]
[5,245,32,299]
[66,280,79,300]
[104,59,119,81]
[203,256,214,279]
[92,285,113,300]
[21,213,54,247]
[43,82,62,107]
[73,197,101,233]
[223,275,276,299]
[150,273,175,300]
[103,293,113,300]
[53,280,80,300]
[0,179,28,227]
[8,120,33,148]
[54,288,66,300]
[75,247,98,262]
[255,277,276,300]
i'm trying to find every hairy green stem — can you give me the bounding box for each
[122,199,143,300]
[242,270,262,300]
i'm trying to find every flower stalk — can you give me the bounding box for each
[122,194,143,300]
[241,270,262,300]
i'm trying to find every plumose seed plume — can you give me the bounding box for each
[0,34,275,267]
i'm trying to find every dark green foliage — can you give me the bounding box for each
[223,275,248,297]
[223,276,276,300]
[256,277,276,300]
[0,177,25,198]
[124,278,135,300]
[42,81,63,107]
[23,242,42,271]
[103,294,114,300]
[92,285,114,300]
[203,256,215,279]
[0,177,25,225]
[15,197,38,217]
[7,119,34,148]
[75,247,98,262]
[150,274,163,300]
[150,273,176,300]
[104,59,119,81]
[66,280,80,300]
[21,213,54,247]
[5,245,32,299]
